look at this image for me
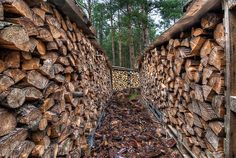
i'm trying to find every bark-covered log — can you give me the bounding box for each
[0,108,17,137]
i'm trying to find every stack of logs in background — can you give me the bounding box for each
[0,0,112,157]
[140,13,225,157]
[112,70,139,91]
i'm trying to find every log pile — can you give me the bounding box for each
[112,70,139,91]
[140,13,225,158]
[0,0,112,157]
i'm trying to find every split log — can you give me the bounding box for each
[0,24,30,51]
[17,104,42,130]
[0,74,14,93]
[31,145,45,157]
[214,23,225,48]
[199,102,218,121]
[5,17,38,36]
[200,40,217,58]
[39,59,55,79]
[212,95,225,119]
[10,140,35,158]
[190,36,206,55]
[2,0,33,20]
[205,128,224,151]
[208,46,225,70]
[209,121,225,136]
[0,108,17,137]
[4,51,20,68]
[0,128,28,157]
[201,13,222,29]
[24,87,43,101]
[26,70,49,89]
[22,58,40,70]
[5,88,26,108]
[3,69,26,83]
[39,98,55,113]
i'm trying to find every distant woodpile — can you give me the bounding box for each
[0,0,112,157]
[112,67,140,91]
[140,12,225,157]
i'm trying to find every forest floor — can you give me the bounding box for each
[91,90,182,158]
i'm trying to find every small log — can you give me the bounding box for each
[3,69,26,83]
[39,118,48,131]
[178,47,191,58]
[0,128,28,157]
[214,23,225,48]
[36,39,46,55]
[21,51,32,60]
[200,40,217,58]
[209,121,225,136]
[6,88,25,108]
[58,138,73,156]
[208,73,224,94]
[22,58,40,70]
[47,41,58,50]
[208,46,225,70]
[0,108,16,137]
[24,87,43,101]
[184,112,194,127]
[4,51,20,68]
[192,28,208,37]
[0,59,6,73]
[17,104,42,130]
[41,52,58,63]
[31,145,45,157]
[181,38,190,47]
[10,141,35,158]
[37,27,54,42]
[0,74,14,93]
[39,98,55,113]
[32,7,45,20]
[53,64,64,74]
[205,128,224,151]
[201,13,222,29]
[0,24,30,51]
[5,17,38,36]
[57,56,70,66]
[2,0,33,20]
[199,102,218,121]
[27,70,49,89]
[190,36,206,55]
[212,95,225,119]
[39,59,55,79]
[202,85,215,102]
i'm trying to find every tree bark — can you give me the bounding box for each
[110,0,115,65]
[127,4,135,69]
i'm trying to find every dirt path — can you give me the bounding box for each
[91,91,181,158]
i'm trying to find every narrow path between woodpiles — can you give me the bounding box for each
[91,90,181,158]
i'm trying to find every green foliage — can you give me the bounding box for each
[77,0,186,68]
[128,92,139,100]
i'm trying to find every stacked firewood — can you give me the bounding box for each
[112,70,139,91]
[130,71,140,88]
[140,13,225,158]
[0,0,112,157]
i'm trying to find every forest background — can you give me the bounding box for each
[76,0,188,68]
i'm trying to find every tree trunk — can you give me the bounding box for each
[141,1,150,49]
[110,0,115,65]
[118,10,122,67]
[127,5,135,69]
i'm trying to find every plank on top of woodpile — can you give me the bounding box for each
[144,0,221,53]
